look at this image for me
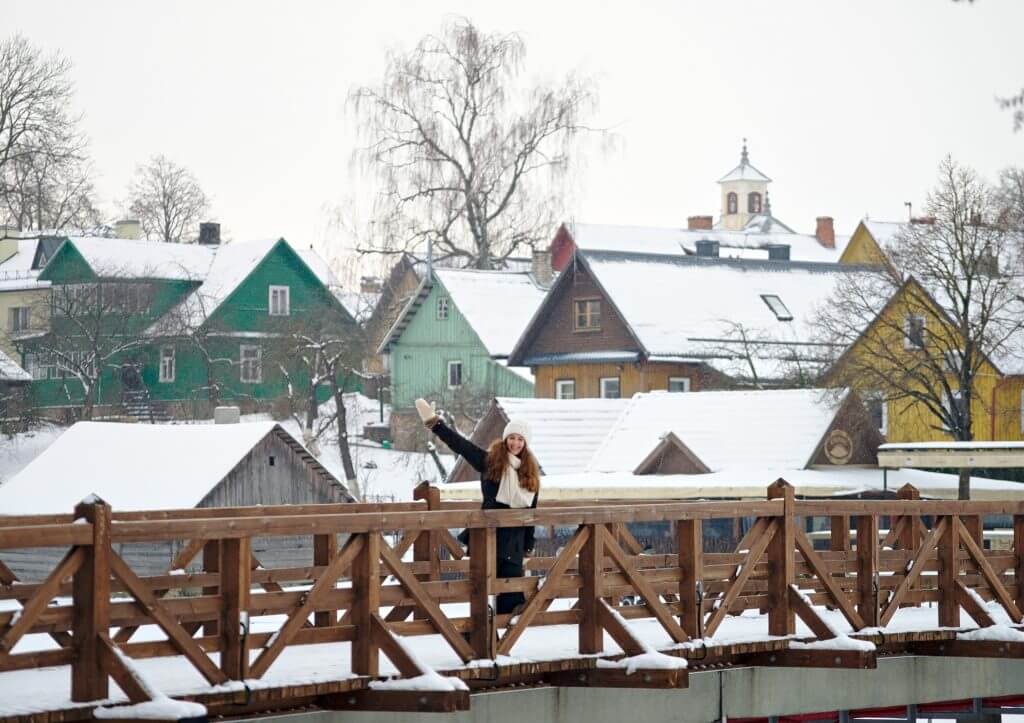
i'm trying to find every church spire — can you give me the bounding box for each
[740,137,749,166]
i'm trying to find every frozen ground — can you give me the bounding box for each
[0,597,1017,716]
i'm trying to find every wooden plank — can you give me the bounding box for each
[1016,514,1024,612]
[954,580,996,627]
[379,535,474,663]
[322,689,470,713]
[71,499,110,703]
[595,600,646,657]
[910,639,1024,658]
[603,531,689,643]
[0,558,18,586]
[830,516,850,552]
[854,516,879,628]
[352,532,381,675]
[0,547,83,654]
[546,666,687,689]
[788,586,835,640]
[220,536,251,680]
[880,517,947,626]
[249,535,364,678]
[677,519,702,638]
[497,525,591,656]
[742,648,876,669]
[955,516,1024,623]
[0,523,92,550]
[615,523,645,556]
[795,530,866,630]
[767,480,795,637]
[704,520,777,637]
[369,613,422,678]
[169,537,206,571]
[97,632,150,704]
[937,515,960,628]
[313,533,339,627]
[579,524,604,654]
[202,539,220,638]
[110,552,227,685]
[439,529,466,560]
[468,527,495,659]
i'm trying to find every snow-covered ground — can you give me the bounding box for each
[0,598,1018,716]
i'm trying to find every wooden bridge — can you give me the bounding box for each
[0,480,1022,722]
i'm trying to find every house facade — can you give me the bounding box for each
[22,232,358,417]
[0,234,51,364]
[379,266,546,449]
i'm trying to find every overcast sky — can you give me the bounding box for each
[7,0,1023,269]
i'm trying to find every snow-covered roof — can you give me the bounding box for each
[586,388,842,474]
[861,220,907,248]
[0,239,48,291]
[335,288,382,323]
[575,251,861,377]
[565,222,846,263]
[0,349,30,383]
[717,157,771,184]
[490,397,632,476]
[431,268,548,356]
[55,236,215,280]
[0,421,340,514]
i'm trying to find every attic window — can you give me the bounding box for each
[436,296,450,320]
[268,455,275,466]
[903,315,926,349]
[760,294,793,321]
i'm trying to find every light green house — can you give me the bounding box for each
[378,267,548,449]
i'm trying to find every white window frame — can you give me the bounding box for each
[903,315,927,349]
[599,376,620,399]
[269,285,290,316]
[436,296,450,320]
[8,306,30,332]
[159,346,176,383]
[555,379,576,399]
[668,376,691,392]
[240,344,262,383]
[447,360,463,388]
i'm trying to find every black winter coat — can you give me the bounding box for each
[430,419,537,562]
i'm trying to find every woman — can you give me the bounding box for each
[415,398,539,615]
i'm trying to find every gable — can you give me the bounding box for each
[365,258,421,351]
[509,255,642,365]
[634,433,710,475]
[839,222,888,266]
[390,278,489,353]
[38,241,97,283]
[807,392,884,466]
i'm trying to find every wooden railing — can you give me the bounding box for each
[0,480,1023,719]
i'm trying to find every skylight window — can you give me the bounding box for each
[760,294,793,321]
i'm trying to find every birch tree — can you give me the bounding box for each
[350,18,598,269]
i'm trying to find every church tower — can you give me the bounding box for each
[717,140,771,231]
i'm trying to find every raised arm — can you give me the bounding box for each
[416,398,487,474]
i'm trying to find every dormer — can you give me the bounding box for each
[718,140,771,231]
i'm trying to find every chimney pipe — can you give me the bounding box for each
[815,216,835,249]
[687,215,713,231]
[114,219,142,240]
[531,249,554,286]
[198,222,221,245]
[214,406,241,424]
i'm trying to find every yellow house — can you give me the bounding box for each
[839,219,901,267]
[0,235,51,367]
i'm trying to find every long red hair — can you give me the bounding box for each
[484,438,540,494]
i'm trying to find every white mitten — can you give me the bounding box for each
[415,398,437,425]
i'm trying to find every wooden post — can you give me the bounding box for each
[677,519,702,638]
[202,540,220,637]
[767,480,795,636]
[468,527,495,659]
[412,484,442,621]
[1015,514,1024,613]
[313,533,338,627]
[579,524,604,654]
[830,516,851,553]
[855,514,879,628]
[220,536,251,680]
[937,515,959,628]
[71,497,111,702]
[896,484,920,551]
[352,532,381,675]
[963,515,983,550]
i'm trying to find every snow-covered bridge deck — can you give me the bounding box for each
[0,481,1022,721]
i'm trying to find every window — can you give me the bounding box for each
[600,376,621,399]
[942,389,967,432]
[25,352,54,380]
[56,351,96,379]
[760,294,793,321]
[8,307,30,332]
[555,379,576,399]
[748,192,762,214]
[269,286,290,316]
[668,377,691,392]
[436,296,450,320]
[447,360,463,388]
[904,315,927,349]
[727,192,738,214]
[574,298,601,331]
[866,392,887,435]
[240,345,262,383]
[159,346,176,383]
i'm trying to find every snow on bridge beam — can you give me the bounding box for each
[877,441,1024,469]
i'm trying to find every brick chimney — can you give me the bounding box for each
[198,222,221,245]
[688,215,713,231]
[815,216,835,249]
[532,249,554,286]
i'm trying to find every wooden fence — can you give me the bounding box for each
[0,480,1022,720]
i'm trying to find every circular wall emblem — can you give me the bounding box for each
[824,429,854,465]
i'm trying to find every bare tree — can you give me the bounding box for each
[815,157,1024,499]
[0,35,99,231]
[18,271,154,419]
[995,166,1024,231]
[350,18,599,269]
[126,155,210,243]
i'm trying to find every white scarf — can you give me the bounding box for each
[495,453,534,508]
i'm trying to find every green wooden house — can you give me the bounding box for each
[378,266,548,449]
[22,232,358,417]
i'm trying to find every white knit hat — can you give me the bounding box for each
[502,419,531,446]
